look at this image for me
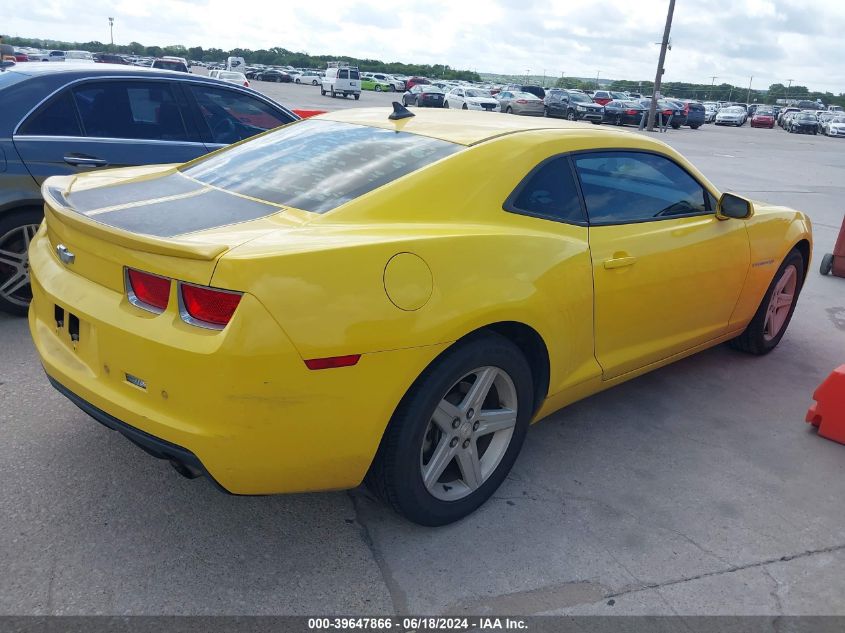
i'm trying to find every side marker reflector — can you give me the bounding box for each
[304,355,361,370]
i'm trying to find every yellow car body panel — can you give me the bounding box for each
[27,110,813,495]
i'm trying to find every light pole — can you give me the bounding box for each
[786,78,793,102]
[647,0,676,131]
[709,76,717,100]
[108,17,114,47]
[746,76,753,104]
[595,70,600,89]
[525,68,530,83]
[560,71,565,88]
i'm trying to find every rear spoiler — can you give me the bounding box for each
[43,182,227,261]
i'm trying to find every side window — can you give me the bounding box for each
[189,85,294,144]
[72,81,188,141]
[339,69,349,79]
[507,156,585,224]
[350,70,359,80]
[573,151,709,224]
[18,91,82,136]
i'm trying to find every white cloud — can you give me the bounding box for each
[2,0,843,93]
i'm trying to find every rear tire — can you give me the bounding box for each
[321,88,326,96]
[506,107,513,114]
[729,249,804,355]
[0,207,43,316]
[462,103,468,110]
[820,253,834,275]
[367,332,533,526]
[354,94,360,100]
[375,85,382,92]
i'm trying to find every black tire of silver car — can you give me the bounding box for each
[462,103,468,110]
[729,249,804,355]
[0,207,42,316]
[506,107,513,114]
[820,253,834,275]
[354,94,360,100]
[367,332,533,526]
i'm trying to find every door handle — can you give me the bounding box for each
[63,155,108,167]
[603,256,637,269]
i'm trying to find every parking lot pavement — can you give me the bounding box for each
[1,112,844,616]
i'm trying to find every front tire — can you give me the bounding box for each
[566,110,577,121]
[367,333,533,526]
[729,249,805,355]
[506,106,513,114]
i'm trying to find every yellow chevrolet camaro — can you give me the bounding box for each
[29,106,812,525]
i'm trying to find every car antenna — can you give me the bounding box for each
[389,102,415,121]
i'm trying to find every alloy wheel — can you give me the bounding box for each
[420,366,518,501]
[0,224,38,308]
[763,264,798,341]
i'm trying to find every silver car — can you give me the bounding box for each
[497,90,545,116]
[715,106,745,126]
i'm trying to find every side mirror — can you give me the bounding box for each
[717,193,754,220]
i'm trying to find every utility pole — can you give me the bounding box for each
[786,78,793,102]
[709,76,717,100]
[525,68,530,83]
[647,0,676,131]
[560,71,565,88]
[746,76,753,104]
[542,68,546,86]
[595,70,600,89]
[108,17,114,47]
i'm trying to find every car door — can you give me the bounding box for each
[452,89,464,108]
[575,150,750,380]
[184,83,296,150]
[554,94,569,117]
[13,79,207,184]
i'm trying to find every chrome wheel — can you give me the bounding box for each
[0,224,38,308]
[763,264,797,341]
[420,366,518,501]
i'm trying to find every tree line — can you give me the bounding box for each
[1,35,481,81]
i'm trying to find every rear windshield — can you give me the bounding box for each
[181,120,460,213]
[153,60,187,72]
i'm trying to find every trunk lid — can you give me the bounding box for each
[42,164,303,292]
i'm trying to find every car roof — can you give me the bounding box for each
[1,62,190,80]
[317,107,647,146]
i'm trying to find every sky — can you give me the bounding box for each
[2,0,843,94]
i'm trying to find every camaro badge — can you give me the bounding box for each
[56,244,75,265]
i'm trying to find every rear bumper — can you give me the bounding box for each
[48,375,216,485]
[28,225,449,494]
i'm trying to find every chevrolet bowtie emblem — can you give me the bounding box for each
[56,244,75,265]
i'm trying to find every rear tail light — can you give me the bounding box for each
[516,99,528,104]
[126,268,171,313]
[625,109,637,115]
[243,80,250,87]
[179,282,243,329]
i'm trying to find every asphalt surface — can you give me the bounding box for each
[2,87,845,616]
